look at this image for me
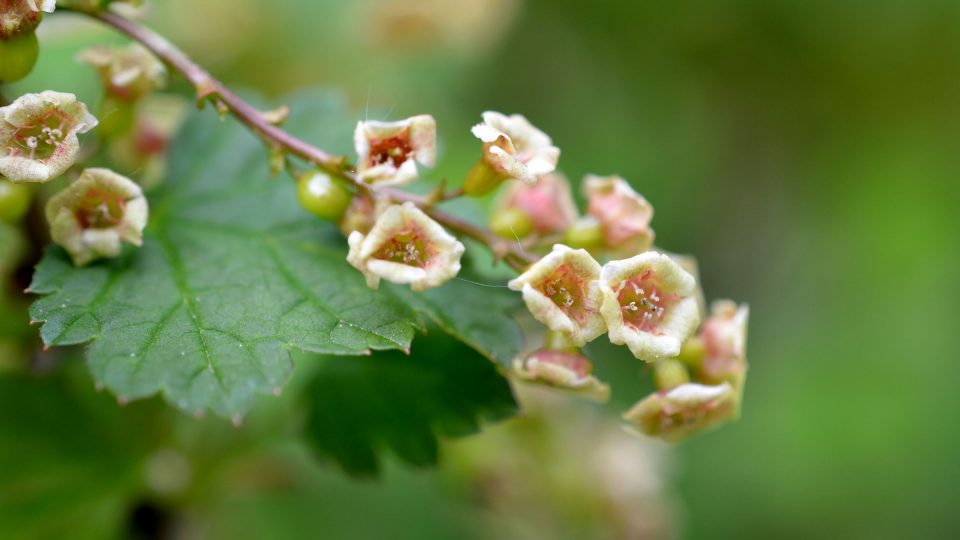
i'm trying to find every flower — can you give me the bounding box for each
[697,300,749,388]
[508,245,606,346]
[471,111,559,184]
[0,1,54,39]
[46,168,148,266]
[513,348,610,401]
[354,115,436,187]
[599,252,700,361]
[623,382,737,443]
[0,91,98,183]
[78,43,166,100]
[347,201,464,291]
[495,171,577,236]
[583,174,655,255]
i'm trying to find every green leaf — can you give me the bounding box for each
[27,92,421,418]
[0,369,162,540]
[28,90,525,419]
[303,330,517,477]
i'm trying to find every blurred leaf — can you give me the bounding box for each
[0,368,161,540]
[303,330,517,476]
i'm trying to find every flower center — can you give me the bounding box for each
[75,188,127,229]
[9,109,74,162]
[615,270,677,333]
[537,266,586,318]
[369,134,413,168]
[372,230,429,268]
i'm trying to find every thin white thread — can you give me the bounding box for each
[455,277,510,288]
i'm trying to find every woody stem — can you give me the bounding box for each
[61,7,535,272]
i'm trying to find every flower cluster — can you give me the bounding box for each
[329,109,748,442]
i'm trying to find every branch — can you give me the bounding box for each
[66,8,535,272]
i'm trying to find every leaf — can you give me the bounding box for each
[28,90,526,418]
[303,330,518,477]
[27,92,421,418]
[0,369,162,540]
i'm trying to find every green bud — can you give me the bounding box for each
[563,216,604,250]
[0,180,32,223]
[490,207,533,240]
[463,159,506,197]
[654,359,690,391]
[0,31,39,83]
[296,171,353,221]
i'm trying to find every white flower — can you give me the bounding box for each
[46,168,148,266]
[0,91,98,183]
[354,115,436,187]
[599,252,700,361]
[697,300,749,387]
[495,171,577,236]
[583,174,655,255]
[28,0,56,12]
[0,1,54,39]
[78,43,166,100]
[347,202,464,291]
[623,382,737,443]
[513,348,609,401]
[508,244,606,346]
[471,111,559,184]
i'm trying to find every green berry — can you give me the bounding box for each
[563,217,605,250]
[0,31,40,83]
[490,207,533,240]
[296,171,353,221]
[0,180,32,224]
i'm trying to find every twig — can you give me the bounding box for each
[63,7,536,272]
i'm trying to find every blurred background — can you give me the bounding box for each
[3,0,960,538]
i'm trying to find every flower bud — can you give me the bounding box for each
[0,1,54,41]
[0,91,98,183]
[696,300,749,389]
[583,174,655,256]
[466,111,559,196]
[598,252,700,361]
[354,115,436,187]
[347,201,464,291]
[46,168,148,266]
[513,348,610,401]
[78,44,166,102]
[623,382,737,443]
[0,179,31,223]
[493,171,576,237]
[296,170,353,221]
[508,244,607,346]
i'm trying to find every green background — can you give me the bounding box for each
[4,0,959,538]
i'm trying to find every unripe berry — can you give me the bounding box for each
[0,31,39,83]
[490,207,533,240]
[296,171,353,221]
[0,180,32,223]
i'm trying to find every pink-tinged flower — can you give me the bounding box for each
[495,172,577,236]
[78,44,166,100]
[471,111,559,184]
[354,115,436,187]
[0,91,98,183]
[513,348,610,401]
[508,245,606,346]
[599,252,700,361]
[0,1,54,39]
[347,201,464,291]
[623,382,737,443]
[46,168,148,266]
[697,300,749,387]
[583,174,655,255]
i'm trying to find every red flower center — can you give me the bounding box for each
[369,134,413,168]
[616,269,678,334]
[372,230,430,268]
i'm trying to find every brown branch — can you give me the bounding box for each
[66,8,535,272]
